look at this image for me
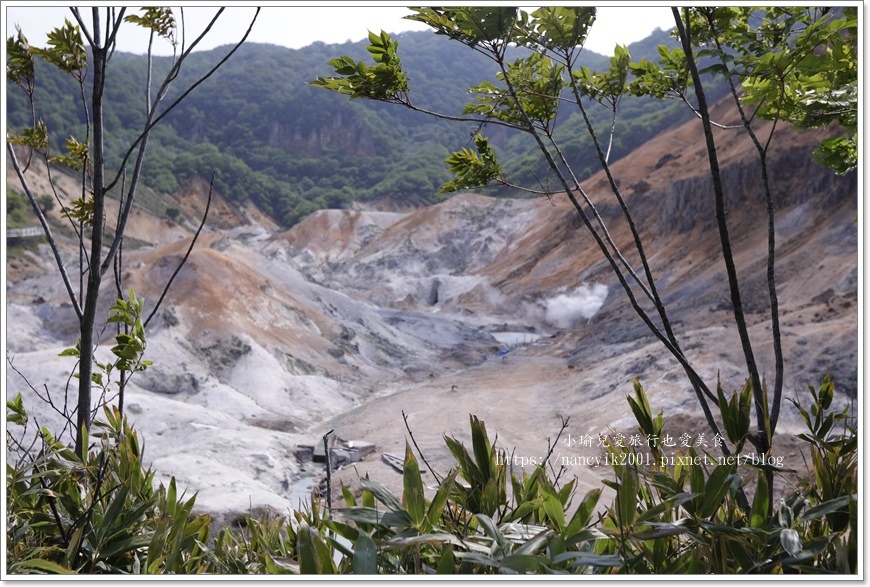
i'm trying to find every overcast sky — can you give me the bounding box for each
[4,4,676,58]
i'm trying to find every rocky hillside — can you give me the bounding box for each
[5,96,857,525]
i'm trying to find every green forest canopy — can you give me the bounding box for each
[7,26,722,227]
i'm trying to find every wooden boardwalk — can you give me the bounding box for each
[6,226,43,239]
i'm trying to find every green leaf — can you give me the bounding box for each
[780,528,802,557]
[341,484,357,507]
[697,465,737,519]
[626,380,661,437]
[309,31,409,102]
[379,532,463,550]
[263,554,296,574]
[500,553,545,573]
[63,525,85,569]
[11,558,77,575]
[360,479,404,513]
[475,513,508,557]
[814,136,857,174]
[563,527,607,548]
[296,524,318,574]
[698,519,751,538]
[7,27,35,92]
[406,7,518,46]
[166,477,177,518]
[352,531,378,574]
[565,487,600,539]
[507,497,543,522]
[749,470,770,529]
[401,442,426,529]
[60,197,95,226]
[124,7,176,43]
[616,458,637,528]
[436,545,455,574]
[800,495,851,522]
[525,6,596,52]
[663,550,699,573]
[817,374,834,411]
[440,134,503,193]
[324,516,359,540]
[627,43,689,100]
[380,510,413,530]
[297,525,335,574]
[426,469,457,530]
[636,492,700,524]
[684,448,705,516]
[538,481,566,532]
[455,551,498,569]
[100,533,153,560]
[552,551,623,568]
[479,478,504,518]
[7,119,50,152]
[48,135,89,171]
[469,414,494,480]
[716,377,753,453]
[95,485,130,546]
[443,433,479,484]
[464,53,563,128]
[515,528,553,556]
[738,378,752,439]
[30,19,86,76]
[337,506,386,527]
[632,520,692,541]
[7,392,28,426]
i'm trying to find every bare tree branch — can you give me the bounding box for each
[100,8,261,277]
[103,7,127,56]
[102,8,232,195]
[7,357,76,441]
[673,8,765,453]
[69,7,96,48]
[144,172,214,328]
[402,410,443,483]
[6,144,83,320]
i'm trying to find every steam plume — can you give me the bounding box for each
[545,283,609,328]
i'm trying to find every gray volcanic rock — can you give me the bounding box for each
[5,97,857,524]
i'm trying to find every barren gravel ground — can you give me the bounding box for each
[316,311,851,507]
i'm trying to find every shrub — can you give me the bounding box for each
[6,401,211,574]
[6,374,856,574]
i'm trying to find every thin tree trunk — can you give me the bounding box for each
[672,9,767,453]
[496,56,730,452]
[75,20,107,457]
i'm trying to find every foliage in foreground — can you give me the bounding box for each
[6,375,856,575]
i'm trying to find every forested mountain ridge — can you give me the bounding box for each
[6,26,722,226]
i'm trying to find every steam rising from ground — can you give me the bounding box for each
[545,283,609,328]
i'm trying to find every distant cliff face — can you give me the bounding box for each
[266,111,376,157]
